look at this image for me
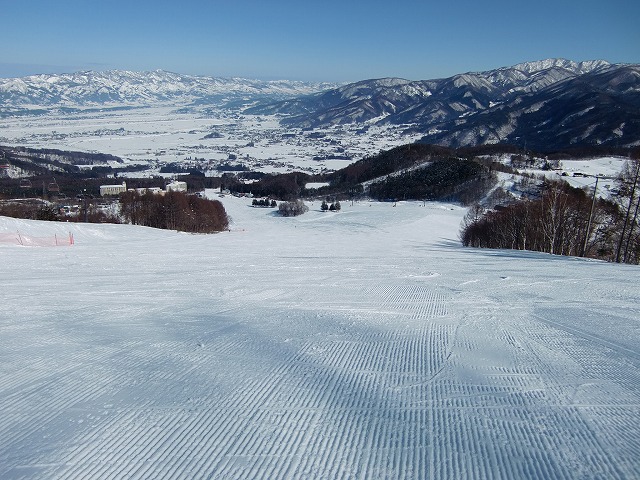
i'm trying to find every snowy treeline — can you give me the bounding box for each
[119,191,229,233]
[461,158,640,263]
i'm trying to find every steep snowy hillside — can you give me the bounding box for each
[249,59,640,149]
[422,65,640,149]
[1,197,639,479]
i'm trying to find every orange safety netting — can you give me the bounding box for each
[0,232,74,246]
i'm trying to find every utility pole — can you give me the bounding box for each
[623,194,640,263]
[83,189,89,223]
[582,176,599,257]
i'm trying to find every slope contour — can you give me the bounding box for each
[1,197,639,479]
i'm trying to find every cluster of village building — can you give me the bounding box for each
[99,181,188,197]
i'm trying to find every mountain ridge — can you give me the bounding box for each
[247,58,639,150]
[2,59,638,150]
[0,69,339,108]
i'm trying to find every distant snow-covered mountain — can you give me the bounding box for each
[2,60,639,150]
[0,70,338,109]
[247,59,640,150]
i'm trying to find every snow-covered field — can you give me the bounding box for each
[1,196,639,479]
[527,157,628,195]
[0,107,421,176]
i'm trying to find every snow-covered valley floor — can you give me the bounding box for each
[1,196,639,479]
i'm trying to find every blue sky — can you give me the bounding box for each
[1,0,638,81]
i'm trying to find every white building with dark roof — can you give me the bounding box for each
[100,181,127,196]
[166,181,188,193]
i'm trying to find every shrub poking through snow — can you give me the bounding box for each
[278,199,309,217]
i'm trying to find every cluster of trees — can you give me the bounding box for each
[368,158,496,204]
[216,162,248,172]
[330,144,452,187]
[252,198,277,207]
[321,200,341,211]
[3,146,123,166]
[509,155,559,170]
[230,172,311,200]
[614,158,640,263]
[119,191,228,233]
[159,163,204,175]
[316,144,503,202]
[278,199,308,217]
[0,198,120,223]
[0,200,64,221]
[461,157,640,264]
[460,182,612,257]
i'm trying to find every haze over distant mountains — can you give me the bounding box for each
[1,59,639,150]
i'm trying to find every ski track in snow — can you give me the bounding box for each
[1,197,639,479]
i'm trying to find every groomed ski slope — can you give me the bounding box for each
[1,195,639,479]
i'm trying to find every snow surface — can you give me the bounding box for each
[1,197,639,479]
